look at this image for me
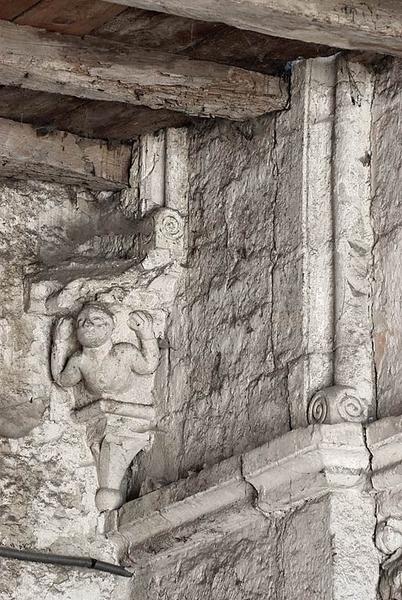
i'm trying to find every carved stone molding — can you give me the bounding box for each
[367,416,402,500]
[108,455,253,554]
[107,423,370,555]
[307,385,369,425]
[242,422,369,512]
[287,57,375,429]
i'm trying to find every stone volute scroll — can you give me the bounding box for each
[51,304,160,512]
[307,385,369,425]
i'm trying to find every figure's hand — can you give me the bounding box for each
[128,311,154,339]
[54,317,74,342]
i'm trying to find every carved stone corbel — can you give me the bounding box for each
[23,205,185,512]
[307,385,369,425]
[51,305,161,512]
[375,518,402,600]
[74,400,156,511]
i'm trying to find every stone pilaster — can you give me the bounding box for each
[286,55,376,428]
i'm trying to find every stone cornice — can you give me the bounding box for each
[109,455,253,551]
[243,423,369,512]
[109,423,370,552]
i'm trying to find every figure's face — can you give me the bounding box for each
[76,306,114,348]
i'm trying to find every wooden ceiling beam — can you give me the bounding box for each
[0,116,131,190]
[0,0,39,20]
[15,0,127,36]
[0,20,287,121]
[105,0,402,58]
[0,86,191,141]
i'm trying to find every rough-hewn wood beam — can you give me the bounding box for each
[106,0,402,58]
[0,20,287,121]
[0,117,131,190]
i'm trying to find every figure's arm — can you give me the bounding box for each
[128,311,160,375]
[51,317,82,387]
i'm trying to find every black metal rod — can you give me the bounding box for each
[0,545,132,578]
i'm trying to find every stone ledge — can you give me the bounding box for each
[112,455,252,549]
[109,423,370,550]
[244,423,369,512]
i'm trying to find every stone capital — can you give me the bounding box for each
[307,385,369,426]
[243,422,370,512]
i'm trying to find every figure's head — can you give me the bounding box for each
[76,304,115,348]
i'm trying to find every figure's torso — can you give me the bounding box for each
[79,343,137,398]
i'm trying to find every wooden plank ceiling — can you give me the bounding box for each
[0,0,336,141]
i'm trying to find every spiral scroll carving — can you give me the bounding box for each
[307,386,368,425]
[337,393,367,423]
[160,213,183,241]
[307,392,328,424]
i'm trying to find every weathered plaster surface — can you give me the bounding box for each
[0,179,134,599]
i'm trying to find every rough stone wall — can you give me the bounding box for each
[130,512,282,600]
[140,113,300,487]
[128,498,333,600]
[0,179,134,599]
[181,116,291,471]
[372,58,402,418]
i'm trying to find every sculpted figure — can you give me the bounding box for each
[51,304,159,404]
[51,304,160,511]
